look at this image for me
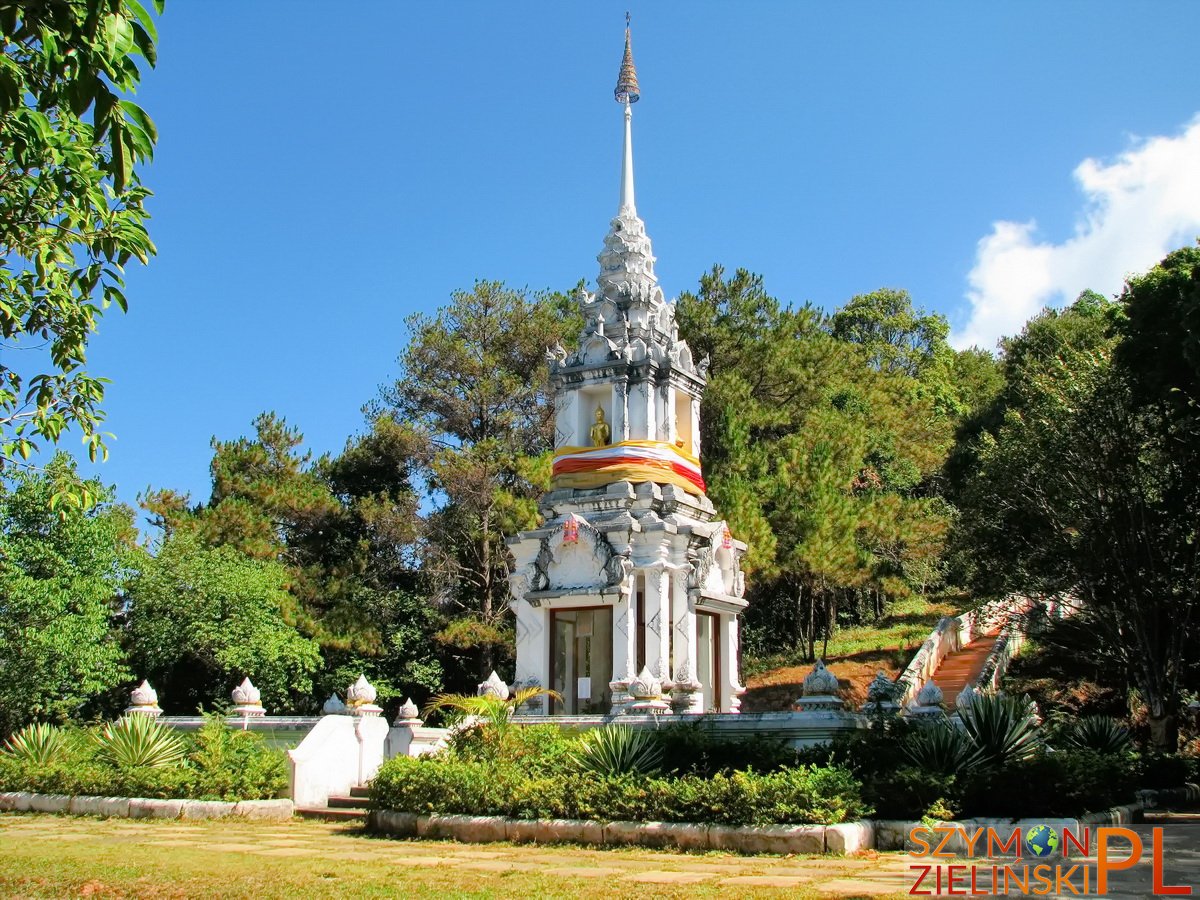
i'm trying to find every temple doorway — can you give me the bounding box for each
[550,607,613,714]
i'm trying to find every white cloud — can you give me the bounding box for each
[952,117,1200,350]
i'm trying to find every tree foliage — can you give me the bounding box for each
[0,453,133,733]
[951,254,1200,748]
[677,267,973,660]
[141,410,443,708]
[375,281,581,681]
[1,1,161,486]
[125,533,322,714]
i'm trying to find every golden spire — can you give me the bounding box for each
[614,13,640,104]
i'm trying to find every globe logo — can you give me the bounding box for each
[1025,824,1060,858]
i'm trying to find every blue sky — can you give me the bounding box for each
[66,2,1200,519]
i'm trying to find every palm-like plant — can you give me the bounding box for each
[1064,715,1132,755]
[901,722,980,776]
[423,686,561,760]
[2,723,67,766]
[958,692,1042,767]
[571,724,664,776]
[93,715,187,769]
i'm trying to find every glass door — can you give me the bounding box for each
[550,607,613,715]
[697,612,721,713]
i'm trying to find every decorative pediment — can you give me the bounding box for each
[534,514,615,592]
[670,340,693,372]
[578,333,616,366]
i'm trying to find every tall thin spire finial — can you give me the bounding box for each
[615,17,639,214]
[614,17,640,104]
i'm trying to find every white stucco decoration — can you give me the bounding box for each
[627,665,662,700]
[231,677,265,717]
[322,693,348,715]
[802,660,841,697]
[395,697,420,723]
[477,671,510,701]
[916,681,944,707]
[866,671,897,704]
[537,516,613,592]
[129,679,158,708]
[346,675,377,706]
[126,679,163,717]
[232,677,261,706]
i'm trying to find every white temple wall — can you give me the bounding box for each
[628,380,654,440]
[555,390,577,449]
[514,597,550,715]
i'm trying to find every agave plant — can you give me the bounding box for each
[1,723,67,766]
[901,722,980,776]
[1064,715,1132,755]
[570,724,664,776]
[94,715,187,769]
[958,692,1042,768]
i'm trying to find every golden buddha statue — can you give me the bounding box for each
[589,406,611,447]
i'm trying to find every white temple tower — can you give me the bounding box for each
[507,23,748,716]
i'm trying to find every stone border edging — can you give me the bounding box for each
[0,791,293,821]
[368,810,874,855]
[370,783,1200,856]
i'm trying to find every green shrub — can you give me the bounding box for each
[961,749,1137,818]
[186,715,288,800]
[0,719,285,801]
[370,754,868,825]
[1134,752,1193,790]
[447,722,577,776]
[652,721,794,776]
[2,723,68,767]
[571,724,664,777]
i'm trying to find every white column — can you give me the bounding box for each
[671,569,703,714]
[613,380,629,442]
[513,599,550,715]
[610,579,637,714]
[642,381,657,442]
[643,563,672,686]
[655,383,669,442]
[718,614,744,714]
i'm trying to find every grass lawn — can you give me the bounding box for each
[0,813,915,899]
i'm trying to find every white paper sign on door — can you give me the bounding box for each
[577,677,591,700]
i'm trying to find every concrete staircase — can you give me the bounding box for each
[927,636,996,709]
[296,785,370,822]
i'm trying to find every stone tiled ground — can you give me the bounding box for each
[0,812,916,898]
[4,811,1197,897]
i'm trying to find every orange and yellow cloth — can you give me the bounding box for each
[552,440,705,496]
